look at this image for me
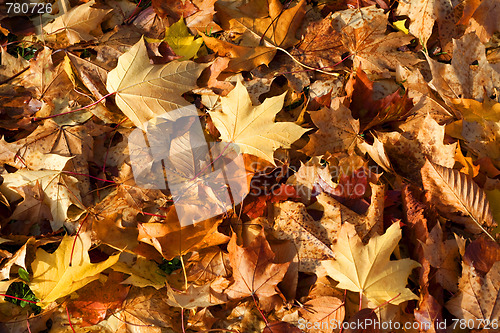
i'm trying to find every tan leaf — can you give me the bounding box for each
[215,0,306,48]
[44,0,112,45]
[421,159,496,239]
[395,0,454,47]
[187,247,231,283]
[446,261,500,329]
[421,223,460,292]
[106,37,207,129]
[338,6,418,75]
[298,296,345,332]
[301,98,360,156]
[201,34,276,73]
[377,114,457,183]
[138,206,229,260]
[427,33,500,101]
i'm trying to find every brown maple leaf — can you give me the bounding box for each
[225,229,290,300]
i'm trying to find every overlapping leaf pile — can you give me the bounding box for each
[0,0,499,332]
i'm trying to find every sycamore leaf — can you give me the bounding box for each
[321,222,420,306]
[147,18,203,61]
[225,229,290,300]
[29,232,120,307]
[209,80,308,165]
[420,159,496,239]
[106,37,207,129]
[43,0,112,45]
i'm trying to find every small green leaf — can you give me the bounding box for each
[18,268,30,282]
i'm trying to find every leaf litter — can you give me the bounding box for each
[0,0,499,332]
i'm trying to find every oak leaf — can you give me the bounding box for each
[209,80,308,165]
[321,222,420,306]
[106,37,207,129]
[29,232,120,307]
[43,0,112,45]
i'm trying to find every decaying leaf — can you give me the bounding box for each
[446,261,500,329]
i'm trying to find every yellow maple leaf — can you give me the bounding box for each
[322,222,419,306]
[29,232,120,307]
[209,80,309,165]
[147,18,203,61]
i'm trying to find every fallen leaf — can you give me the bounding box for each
[301,98,360,156]
[395,0,455,47]
[427,33,500,101]
[215,0,306,48]
[209,80,308,165]
[29,232,120,307]
[106,37,207,128]
[321,222,420,307]
[202,34,276,73]
[67,271,130,326]
[0,155,84,231]
[225,229,290,300]
[112,257,167,289]
[298,296,345,332]
[421,159,497,237]
[421,223,460,292]
[147,18,203,61]
[138,206,230,260]
[446,261,500,329]
[43,0,112,45]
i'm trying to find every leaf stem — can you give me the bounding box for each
[275,46,341,76]
[180,255,188,290]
